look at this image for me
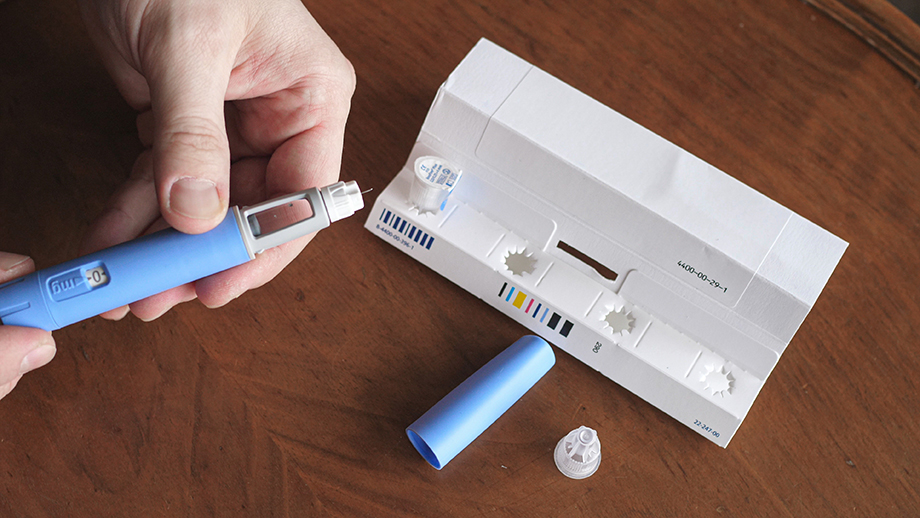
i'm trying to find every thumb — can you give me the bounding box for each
[143,16,240,234]
[0,253,55,396]
[0,325,55,392]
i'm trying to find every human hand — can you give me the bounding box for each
[0,253,56,400]
[77,0,355,321]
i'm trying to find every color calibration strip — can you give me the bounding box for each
[379,209,435,250]
[498,282,574,338]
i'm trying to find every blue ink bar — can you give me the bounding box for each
[532,303,542,318]
[541,308,549,323]
[506,287,516,302]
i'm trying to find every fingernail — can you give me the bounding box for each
[169,178,222,220]
[20,344,56,375]
[138,311,167,323]
[0,252,30,272]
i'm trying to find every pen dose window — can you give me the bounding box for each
[85,265,110,288]
[249,199,314,237]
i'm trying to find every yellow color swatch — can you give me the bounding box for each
[513,291,527,308]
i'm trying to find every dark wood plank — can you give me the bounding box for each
[0,0,918,515]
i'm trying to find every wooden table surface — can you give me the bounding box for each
[1,0,918,516]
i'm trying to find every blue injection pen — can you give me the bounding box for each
[0,180,364,331]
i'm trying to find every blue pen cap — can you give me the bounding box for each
[406,335,555,469]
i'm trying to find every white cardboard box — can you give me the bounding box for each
[365,39,847,447]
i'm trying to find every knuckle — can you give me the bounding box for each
[161,116,226,154]
[310,55,357,122]
[338,56,357,97]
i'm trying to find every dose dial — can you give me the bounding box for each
[85,266,109,288]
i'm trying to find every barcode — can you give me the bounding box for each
[379,209,434,250]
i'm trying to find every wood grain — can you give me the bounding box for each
[1,0,918,516]
[806,0,920,82]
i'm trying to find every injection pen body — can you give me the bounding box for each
[0,181,363,331]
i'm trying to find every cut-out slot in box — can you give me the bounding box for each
[366,39,847,447]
